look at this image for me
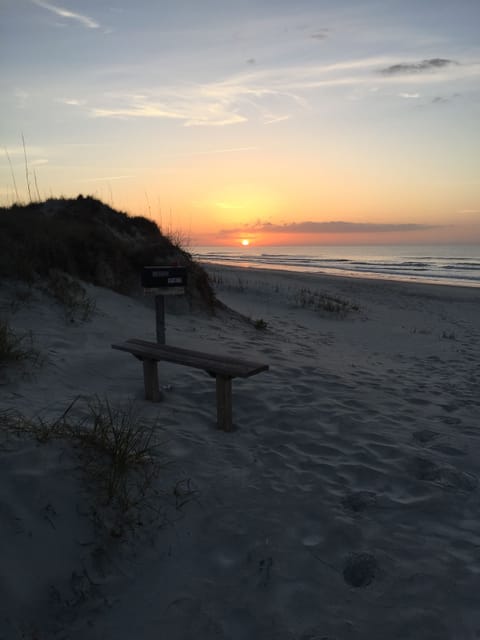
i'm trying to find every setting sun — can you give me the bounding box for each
[241,239,250,246]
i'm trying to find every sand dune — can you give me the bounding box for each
[1,267,480,639]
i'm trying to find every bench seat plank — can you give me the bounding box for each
[112,339,268,378]
[111,338,269,431]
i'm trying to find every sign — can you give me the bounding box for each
[141,266,187,293]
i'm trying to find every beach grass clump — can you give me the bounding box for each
[79,397,160,510]
[0,318,37,364]
[44,271,96,323]
[295,287,359,317]
[3,397,165,535]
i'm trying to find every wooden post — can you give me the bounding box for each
[155,294,165,344]
[216,375,233,431]
[143,360,162,402]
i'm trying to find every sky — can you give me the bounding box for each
[1,0,480,246]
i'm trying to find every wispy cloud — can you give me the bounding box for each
[88,58,382,126]
[180,146,258,156]
[399,92,420,99]
[1,145,44,161]
[380,58,457,75]
[216,202,246,210]
[264,114,290,124]
[78,175,136,182]
[58,98,86,106]
[219,220,438,236]
[91,103,185,120]
[32,0,99,29]
[91,99,246,127]
[14,89,29,109]
[310,28,330,41]
[87,55,478,127]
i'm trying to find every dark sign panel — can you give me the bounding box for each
[141,266,187,289]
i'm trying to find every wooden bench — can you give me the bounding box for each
[111,338,269,431]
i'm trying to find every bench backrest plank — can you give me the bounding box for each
[112,339,269,378]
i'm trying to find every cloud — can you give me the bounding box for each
[87,54,477,127]
[380,58,457,75]
[92,100,247,126]
[264,114,290,124]
[184,113,247,127]
[432,96,448,103]
[79,175,135,182]
[58,98,86,106]
[215,202,246,210]
[399,92,420,99]
[32,0,99,29]
[310,29,329,40]
[219,220,438,236]
[1,145,44,161]
[88,59,380,126]
[91,101,186,121]
[14,89,29,109]
[246,58,256,65]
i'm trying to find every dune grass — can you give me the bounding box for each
[44,271,96,323]
[0,318,38,365]
[3,397,168,536]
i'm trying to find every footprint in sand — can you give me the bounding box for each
[257,556,274,587]
[412,429,440,444]
[411,456,477,491]
[343,552,378,588]
[431,443,466,457]
[342,490,377,513]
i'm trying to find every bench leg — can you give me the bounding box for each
[216,375,233,431]
[142,359,162,402]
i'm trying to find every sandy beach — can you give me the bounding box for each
[1,265,480,639]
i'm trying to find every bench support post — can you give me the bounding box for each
[142,359,162,402]
[216,375,233,431]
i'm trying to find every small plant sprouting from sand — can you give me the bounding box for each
[411,327,431,336]
[253,318,268,330]
[441,330,456,341]
[0,318,38,365]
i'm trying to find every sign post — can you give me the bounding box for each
[154,294,166,344]
[141,266,187,344]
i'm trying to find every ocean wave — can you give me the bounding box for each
[193,246,480,287]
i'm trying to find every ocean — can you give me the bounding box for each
[192,245,480,288]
